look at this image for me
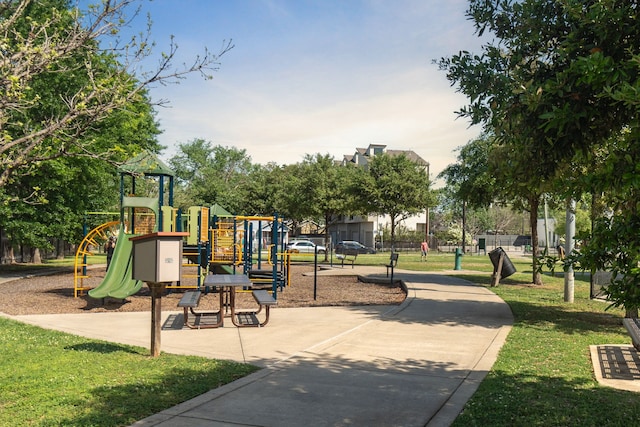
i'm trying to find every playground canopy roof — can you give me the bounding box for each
[210,203,233,217]
[118,150,174,177]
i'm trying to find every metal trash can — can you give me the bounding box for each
[489,247,517,278]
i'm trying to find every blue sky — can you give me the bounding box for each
[125,0,484,180]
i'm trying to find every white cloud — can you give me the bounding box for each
[148,0,483,177]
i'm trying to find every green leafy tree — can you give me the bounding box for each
[0,0,231,189]
[273,162,307,233]
[307,155,361,253]
[573,131,640,316]
[439,133,497,209]
[439,133,498,252]
[0,90,161,262]
[208,145,257,214]
[169,139,256,214]
[356,153,433,248]
[240,163,283,216]
[438,0,640,285]
[277,154,358,255]
[1,0,227,262]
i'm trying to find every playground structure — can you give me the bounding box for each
[74,151,291,300]
[73,219,119,297]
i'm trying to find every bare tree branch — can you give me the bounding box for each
[0,0,233,187]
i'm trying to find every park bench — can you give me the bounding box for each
[623,318,640,352]
[177,290,223,329]
[335,249,358,268]
[386,253,399,277]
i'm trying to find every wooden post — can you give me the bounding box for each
[148,282,166,357]
[491,252,505,287]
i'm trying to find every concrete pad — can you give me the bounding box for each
[5,271,514,426]
[13,305,398,367]
[590,344,640,392]
[173,364,462,427]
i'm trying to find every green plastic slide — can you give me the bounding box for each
[88,227,143,299]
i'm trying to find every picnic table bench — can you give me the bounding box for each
[177,290,223,329]
[177,282,277,328]
[234,289,278,328]
[335,249,358,268]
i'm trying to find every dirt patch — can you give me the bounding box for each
[0,264,406,316]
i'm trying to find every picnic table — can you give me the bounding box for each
[178,274,276,328]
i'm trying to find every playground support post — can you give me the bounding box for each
[313,245,318,300]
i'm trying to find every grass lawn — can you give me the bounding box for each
[0,317,258,426]
[3,251,640,425]
[441,253,640,426]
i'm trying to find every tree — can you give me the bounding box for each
[573,130,640,317]
[1,0,232,189]
[439,133,497,209]
[272,162,307,233]
[0,0,220,262]
[356,153,433,248]
[169,140,256,213]
[276,154,358,256]
[307,155,361,253]
[438,0,640,286]
[439,133,497,252]
[0,89,162,262]
[240,162,283,216]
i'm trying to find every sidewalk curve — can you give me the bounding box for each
[8,269,513,426]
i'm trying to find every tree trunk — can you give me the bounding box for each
[2,244,16,264]
[529,195,543,285]
[323,213,331,262]
[390,216,397,251]
[31,247,42,264]
[56,239,65,260]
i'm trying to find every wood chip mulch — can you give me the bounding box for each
[0,264,406,316]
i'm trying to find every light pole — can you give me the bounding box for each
[425,162,430,244]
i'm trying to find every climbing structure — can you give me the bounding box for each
[81,151,177,299]
[73,220,119,297]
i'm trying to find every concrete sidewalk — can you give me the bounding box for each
[7,269,513,426]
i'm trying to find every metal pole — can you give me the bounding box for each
[426,162,430,245]
[544,196,550,254]
[272,213,279,297]
[462,200,467,253]
[564,198,576,303]
[313,245,318,300]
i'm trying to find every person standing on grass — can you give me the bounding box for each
[421,239,429,261]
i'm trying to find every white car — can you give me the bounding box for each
[287,240,326,254]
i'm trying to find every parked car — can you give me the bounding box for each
[287,240,327,254]
[334,241,376,254]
